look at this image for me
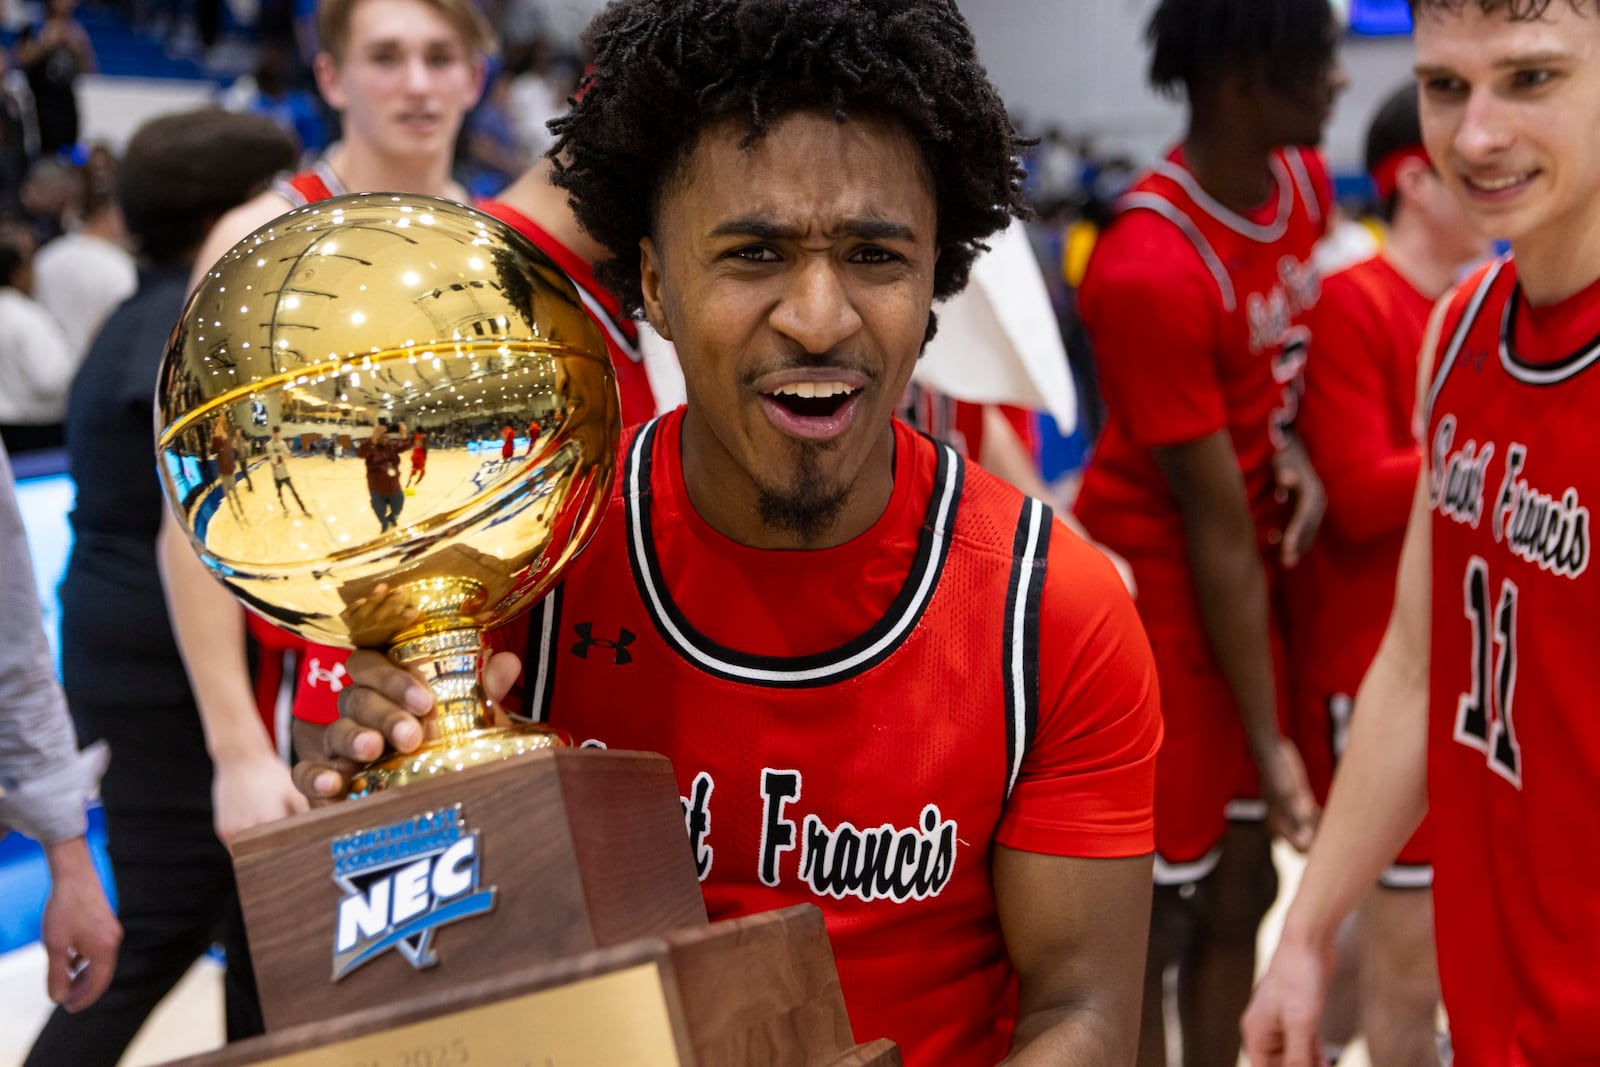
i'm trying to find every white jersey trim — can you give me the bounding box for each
[1378,863,1435,891]
[1004,497,1049,798]
[1153,847,1222,886]
[1152,153,1294,243]
[1118,192,1237,313]
[625,417,962,686]
[1284,148,1323,230]
[1426,257,1507,422]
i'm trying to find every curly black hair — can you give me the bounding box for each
[1146,0,1338,100]
[549,0,1026,320]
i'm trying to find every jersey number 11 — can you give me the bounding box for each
[1455,556,1522,788]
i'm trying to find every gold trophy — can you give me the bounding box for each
[156,193,620,793]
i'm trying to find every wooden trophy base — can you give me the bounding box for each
[160,905,900,1066]
[228,748,709,1031]
[214,747,899,1063]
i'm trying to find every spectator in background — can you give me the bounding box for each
[0,438,121,1016]
[19,157,82,246]
[0,50,33,214]
[507,35,563,160]
[236,41,326,158]
[357,420,405,532]
[33,173,137,363]
[16,0,95,158]
[1070,1,1343,1064]
[464,66,528,196]
[25,108,298,1067]
[0,224,75,453]
[231,426,256,493]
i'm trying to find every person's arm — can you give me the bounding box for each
[0,442,121,1009]
[39,835,120,1011]
[159,192,308,844]
[158,511,307,843]
[1241,464,1432,1066]
[993,523,1161,1063]
[998,851,1151,1064]
[1152,434,1316,848]
[978,404,1053,501]
[1241,299,1449,1067]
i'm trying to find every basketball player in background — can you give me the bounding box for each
[1070,1,1345,1063]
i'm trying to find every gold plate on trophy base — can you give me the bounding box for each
[157,907,901,1067]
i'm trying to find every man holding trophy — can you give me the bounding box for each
[278,0,1164,1063]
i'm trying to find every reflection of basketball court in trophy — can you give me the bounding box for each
[153,195,899,1066]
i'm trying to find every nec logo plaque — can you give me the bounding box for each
[330,806,496,980]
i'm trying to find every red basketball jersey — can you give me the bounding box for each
[475,198,658,428]
[1288,255,1429,806]
[1074,146,1331,561]
[1426,257,1600,1064]
[488,409,1161,1066]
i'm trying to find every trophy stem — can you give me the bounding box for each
[345,627,569,795]
[391,629,496,742]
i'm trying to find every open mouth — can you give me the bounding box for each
[765,381,858,419]
[759,380,863,441]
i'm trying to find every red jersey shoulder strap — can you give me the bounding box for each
[1425,257,1510,422]
[474,197,642,364]
[270,161,348,208]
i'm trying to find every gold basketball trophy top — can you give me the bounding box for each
[156,193,620,794]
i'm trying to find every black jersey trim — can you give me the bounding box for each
[1498,281,1600,385]
[1003,497,1050,799]
[521,583,563,723]
[623,417,963,688]
[1426,258,1507,423]
[1118,193,1237,313]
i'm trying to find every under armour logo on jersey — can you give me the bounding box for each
[306,657,348,692]
[571,623,636,665]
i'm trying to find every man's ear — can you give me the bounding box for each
[1395,156,1432,204]
[467,56,489,110]
[639,236,673,342]
[312,51,345,112]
